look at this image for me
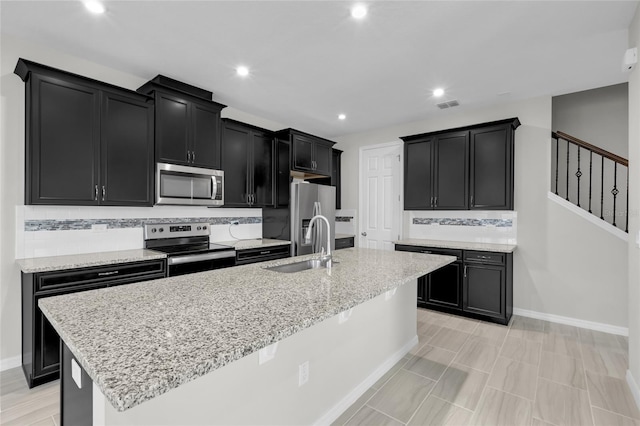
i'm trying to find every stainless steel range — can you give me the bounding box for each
[144,222,235,276]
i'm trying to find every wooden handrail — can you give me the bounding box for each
[552,131,628,167]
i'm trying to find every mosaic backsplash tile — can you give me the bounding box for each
[413,218,512,227]
[25,217,262,232]
[335,216,354,222]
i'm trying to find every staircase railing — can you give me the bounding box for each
[551,131,628,233]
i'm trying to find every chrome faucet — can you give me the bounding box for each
[305,214,332,265]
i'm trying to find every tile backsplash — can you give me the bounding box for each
[405,210,517,244]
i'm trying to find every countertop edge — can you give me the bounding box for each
[394,239,517,253]
[16,250,167,273]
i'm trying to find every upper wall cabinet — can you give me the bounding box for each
[275,129,335,177]
[137,75,226,170]
[15,59,155,206]
[401,118,520,211]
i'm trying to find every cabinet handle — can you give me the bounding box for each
[192,151,195,163]
[102,186,106,201]
[94,185,99,201]
[421,250,432,254]
[98,270,119,277]
[430,196,433,208]
[470,195,474,206]
[187,151,191,163]
[464,265,468,278]
[434,196,438,207]
[260,251,271,255]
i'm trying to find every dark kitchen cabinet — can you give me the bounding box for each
[15,59,154,206]
[335,236,354,250]
[331,149,342,209]
[235,244,290,265]
[401,118,519,211]
[276,129,336,177]
[275,138,291,208]
[221,119,274,207]
[395,244,512,325]
[22,259,166,388]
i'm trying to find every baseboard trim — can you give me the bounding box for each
[627,370,640,411]
[1,355,21,372]
[314,335,418,426]
[547,192,628,242]
[513,307,628,336]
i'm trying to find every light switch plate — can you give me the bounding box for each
[71,358,82,389]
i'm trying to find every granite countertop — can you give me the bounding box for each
[16,249,167,273]
[38,248,454,412]
[336,233,355,239]
[395,238,517,253]
[216,238,290,250]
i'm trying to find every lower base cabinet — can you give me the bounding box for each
[395,244,512,325]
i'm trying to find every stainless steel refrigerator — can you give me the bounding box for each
[290,182,335,256]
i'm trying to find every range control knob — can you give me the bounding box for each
[158,227,164,233]
[151,228,156,233]
[202,225,208,230]
[197,226,202,231]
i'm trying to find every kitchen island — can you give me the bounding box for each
[39,248,454,425]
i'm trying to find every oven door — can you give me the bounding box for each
[156,163,224,206]
[167,251,236,276]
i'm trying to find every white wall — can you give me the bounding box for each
[0,34,286,367]
[336,96,629,329]
[627,5,640,406]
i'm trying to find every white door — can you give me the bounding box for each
[359,143,402,250]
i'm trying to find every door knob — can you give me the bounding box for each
[361,232,367,236]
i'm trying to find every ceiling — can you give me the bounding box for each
[1,1,636,139]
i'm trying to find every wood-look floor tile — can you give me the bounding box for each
[472,322,509,347]
[371,358,408,390]
[345,405,403,426]
[581,344,629,380]
[500,335,541,366]
[586,371,640,420]
[0,381,59,412]
[531,417,556,426]
[454,338,500,373]
[512,316,546,331]
[471,387,532,426]
[539,351,586,389]
[579,329,626,352]
[544,322,580,338]
[487,357,538,400]
[0,393,60,426]
[367,369,435,423]
[25,416,56,426]
[408,395,474,426]
[420,310,452,327]
[542,333,582,359]
[428,327,471,353]
[509,318,546,343]
[443,316,479,334]
[332,388,377,426]
[533,378,593,426]
[592,407,640,426]
[417,322,442,340]
[617,335,629,352]
[431,363,490,411]
[52,414,60,426]
[404,345,457,381]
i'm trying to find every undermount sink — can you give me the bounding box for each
[265,258,338,273]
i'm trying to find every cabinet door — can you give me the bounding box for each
[463,264,506,320]
[155,92,189,165]
[427,262,462,309]
[275,139,291,208]
[417,276,428,307]
[470,125,512,210]
[314,141,333,176]
[251,132,274,207]
[292,134,314,172]
[191,102,221,169]
[100,92,154,206]
[221,123,250,206]
[404,139,434,210]
[33,299,62,380]
[434,131,468,210]
[29,75,100,205]
[332,150,342,209]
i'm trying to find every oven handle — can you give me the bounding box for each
[168,251,236,266]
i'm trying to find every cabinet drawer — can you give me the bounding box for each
[464,251,505,265]
[35,260,166,294]
[335,237,354,250]
[236,244,290,265]
[395,245,462,260]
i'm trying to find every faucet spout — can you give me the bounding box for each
[305,214,332,264]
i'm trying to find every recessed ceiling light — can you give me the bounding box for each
[351,4,367,19]
[433,88,445,97]
[84,0,105,14]
[338,114,346,120]
[236,66,249,77]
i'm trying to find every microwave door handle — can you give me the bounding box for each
[212,176,217,200]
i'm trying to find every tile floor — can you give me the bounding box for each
[333,309,640,426]
[0,309,637,426]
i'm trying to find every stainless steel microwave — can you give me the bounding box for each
[156,163,224,206]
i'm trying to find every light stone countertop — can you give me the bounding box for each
[38,247,454,412]
[395,238,517,253]
[336,233,355,239]
[16,249,167,273]
[216,238,290,250]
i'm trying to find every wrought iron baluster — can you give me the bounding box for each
[575,147,582,207]
[555,137,559,195]
[566,141,570,201]
[600,157,604,220]
[612,162,618,228]
[588,151,593,213]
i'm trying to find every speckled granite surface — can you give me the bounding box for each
[336,233,355,239]
[38,248,454,412]
[16,249,167,273]
[395,238,517,253]
[216,238,290,250]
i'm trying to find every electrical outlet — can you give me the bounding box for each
[338,309,353,324]
[298,361,309,386]
[91,224,107,233]
[230,220,240,226]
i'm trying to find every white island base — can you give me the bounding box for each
[79,281,418,426]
